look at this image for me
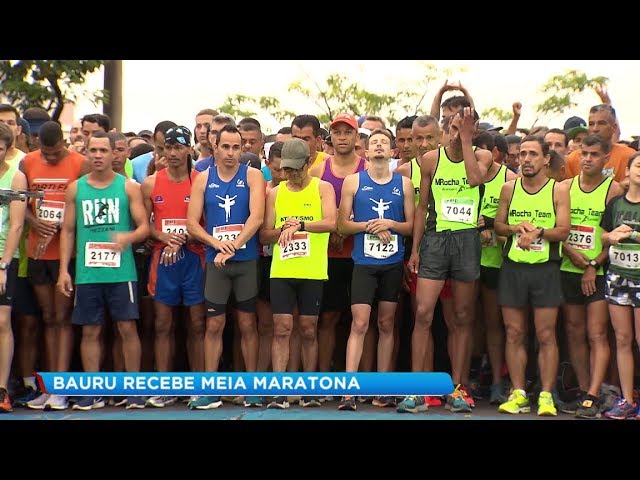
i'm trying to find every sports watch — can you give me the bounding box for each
[588,259,599,269]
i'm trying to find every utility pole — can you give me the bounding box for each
[103,60,123,131]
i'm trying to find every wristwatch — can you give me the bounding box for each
[588,259,599,269]
[0,262,8,271]
[299,221,305,232]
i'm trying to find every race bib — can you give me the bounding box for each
[567,225,595,251]
[280,233,310,260]
[162,218,188,235]
[514,232,547,252]
[609,244,640,270]
[364,234,398,259]
[213,224,246,249]
[38,200,64,223]
[85,242,120,268]
[442,198,475,223]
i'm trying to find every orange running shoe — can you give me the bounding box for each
[0,387,12,413]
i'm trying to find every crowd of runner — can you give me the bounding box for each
[0,80,638,419]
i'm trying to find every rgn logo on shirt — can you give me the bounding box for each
[82,198,120,226]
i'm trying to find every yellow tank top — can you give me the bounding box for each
[310,151,328,169]
[270,176,329,280]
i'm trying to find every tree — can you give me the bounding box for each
[482,70,609,129]
[535,70,608,122]
[220,63,464,130]
[0,60,106,121]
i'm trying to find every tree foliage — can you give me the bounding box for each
[0,60,106,121]
[220,63,464,130]
[536,70,608,116]
[481,107,514,126]
[482,70,609,129]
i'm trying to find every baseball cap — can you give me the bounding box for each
[240,152,261,169]
[330,113,359,131]
[490,131,508,154]
[138,129,153,139]
[563,116,588,140]
[22,107,51,136]
[20,118,31,137]
[478,122,503,132]
[164,126,192,146]
[280,138,310,169]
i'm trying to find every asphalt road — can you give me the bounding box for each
[0,397,594,420]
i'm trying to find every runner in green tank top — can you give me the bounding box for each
[477,159,517,404]
[407,108,493,411]
[0,123,28,413]
[558,134,623,418]
[494,135,571,417]
[394,114,447,412]
[57,132,150,411]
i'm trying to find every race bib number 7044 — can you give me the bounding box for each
[442,198,475,224]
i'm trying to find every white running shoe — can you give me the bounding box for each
[27,392,51,410]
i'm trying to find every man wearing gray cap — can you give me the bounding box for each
[260,138,337,409]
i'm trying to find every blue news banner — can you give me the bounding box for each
[38,372,454,397]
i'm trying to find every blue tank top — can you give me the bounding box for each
[352,171,405,265]
[204,163,259,262]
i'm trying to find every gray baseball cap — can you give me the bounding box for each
[280,138,310,169]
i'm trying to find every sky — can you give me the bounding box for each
[75,60,640,139]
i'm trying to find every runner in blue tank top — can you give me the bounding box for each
[337,128,414,412]
[187,124,265,410]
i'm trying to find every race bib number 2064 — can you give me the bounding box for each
[38,200,65,223]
